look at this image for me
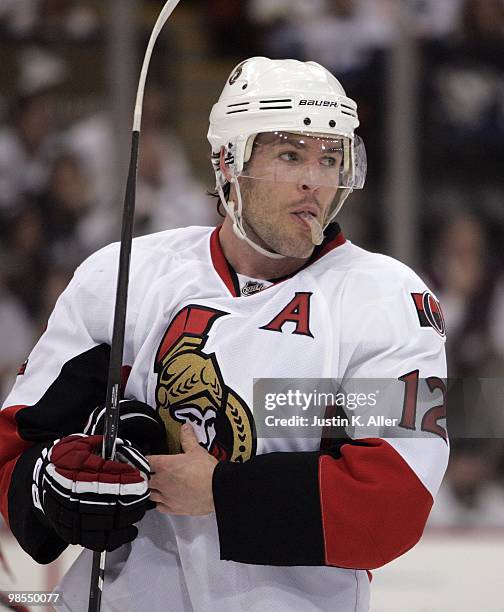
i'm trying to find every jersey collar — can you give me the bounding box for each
[210,223,346,298]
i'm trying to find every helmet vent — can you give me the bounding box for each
[340,103,357,117]
[226,102,250,115]
[259,99,292,103]
[259,98,293,110]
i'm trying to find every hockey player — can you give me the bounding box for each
[0,58,448,611]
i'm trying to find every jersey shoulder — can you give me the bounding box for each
[75,226,214,282]
[130,225,214,258]
[71,226,215,309]
[326,241,435,299]
[318,242,446,341]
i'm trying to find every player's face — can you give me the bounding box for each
[237,133,342,259]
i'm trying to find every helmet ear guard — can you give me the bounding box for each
[221,134,254,178]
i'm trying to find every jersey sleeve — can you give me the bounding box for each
[212,273,448,570]
[0,248,117,563]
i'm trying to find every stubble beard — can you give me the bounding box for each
[238,179,316,260]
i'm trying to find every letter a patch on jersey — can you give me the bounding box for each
[260,292,313,337]
[411,291,446,337]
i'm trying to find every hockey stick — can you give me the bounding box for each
[87,2,182,611]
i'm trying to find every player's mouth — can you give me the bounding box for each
[291,206,319,230]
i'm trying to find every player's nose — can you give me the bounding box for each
[300,182,319,192]
[296,164,323,192]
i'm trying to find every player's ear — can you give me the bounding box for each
[219,147,233,182]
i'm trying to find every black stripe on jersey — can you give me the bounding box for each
[212,439,369,566]
[213,450,325,565]
[15,343,110,441]
[7,343,110,563]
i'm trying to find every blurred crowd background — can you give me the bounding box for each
[1,0,504,550]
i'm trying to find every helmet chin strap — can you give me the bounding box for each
[217,176,286,260]
[325,188,352,225]
[215,175,355,260]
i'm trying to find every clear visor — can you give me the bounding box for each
[236,131,366,190]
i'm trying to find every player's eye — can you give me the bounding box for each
[320,156,340,168]
[278,151,299,163]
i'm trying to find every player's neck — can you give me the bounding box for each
[219,218,308,280]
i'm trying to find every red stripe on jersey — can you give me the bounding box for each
[311,228,346,261]
[0,406,32,525]
[210,226,239,296]
[319,438,432,569]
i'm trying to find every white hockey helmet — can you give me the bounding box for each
[207,57,367,258]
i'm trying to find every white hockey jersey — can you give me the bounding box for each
[0,224,449,612]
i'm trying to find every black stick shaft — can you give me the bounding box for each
[88,551,105,612]
[87,129,140,612]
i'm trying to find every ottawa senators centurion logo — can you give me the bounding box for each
[154,305,256,462]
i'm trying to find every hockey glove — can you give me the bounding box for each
[32,434,150,552]
[83,400,168,455]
